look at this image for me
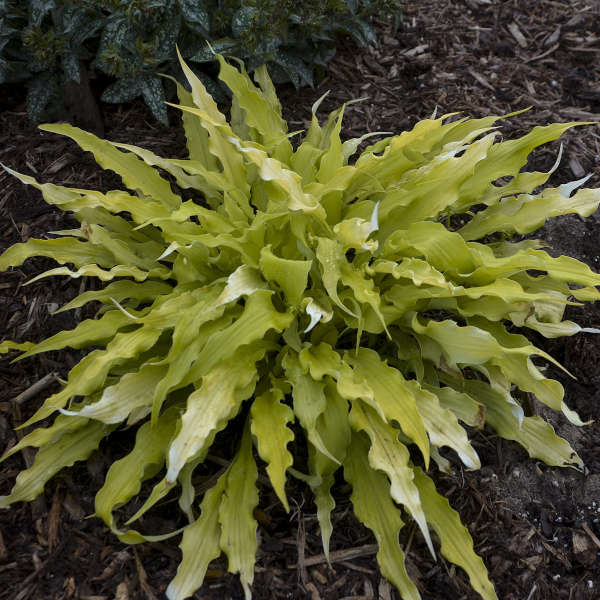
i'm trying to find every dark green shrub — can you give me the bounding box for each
[0,0,402,123]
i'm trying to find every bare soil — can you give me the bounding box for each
[0,1,599,599]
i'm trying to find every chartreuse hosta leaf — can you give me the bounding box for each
[250,387,294,511]
[344,431,421,600]
[412,467,498,600]
[218,423,259,599]
[1,52,599,600]
[167,468,227,600]
[94,407,181,544]
[0,418,114,508]
[307,380,351,560]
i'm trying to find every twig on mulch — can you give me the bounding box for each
[581,522,600,551]
[525,583,538,600]
[296,514,309,586]
[288,543,378,569]
[12,371,58,405]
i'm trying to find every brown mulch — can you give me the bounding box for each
[1,1,600,599]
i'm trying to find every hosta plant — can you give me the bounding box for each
[1,53,600,600]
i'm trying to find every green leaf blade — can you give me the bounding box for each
[219,425,259,599]
[413,467,498,600]
[250,388,294,512]
[344,432,421,600]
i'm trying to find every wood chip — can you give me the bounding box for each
[114,582,129,600]
[545,25,561,47]
[573,530,592,554]
[468,68,495,91]
[540,539,572,570]
[64,576,76,599]
[325,573,349,593]
[508,22,528,49]
[92,550,130,582]
[564,13,587,29]
[305,582,322,600]
[524,79,536,95]
[568,46,600,52]
[24,160,38,174]
[524,527,537,543]
[311,568,328,585]
[43,153,75,176]
[378,579,393,600]
[581,522,600,551]
[559,107,600,120]
[340,561,376,575]
[524,43,560,64]
[133,549,159,600]
[525,583,538,600]
[521,555,543,570]
[569,157,586,179]
[402,44,429,57]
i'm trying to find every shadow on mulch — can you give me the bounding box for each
[1,1,600,599]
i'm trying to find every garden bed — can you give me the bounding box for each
[0,1,599,599]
